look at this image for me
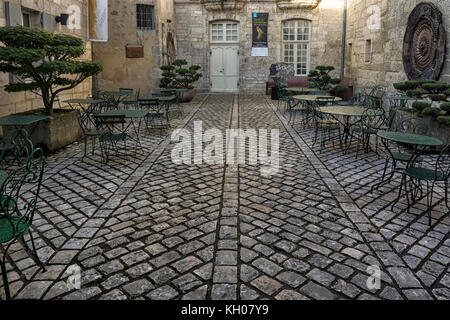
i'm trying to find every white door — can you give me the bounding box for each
[210,45,239,93]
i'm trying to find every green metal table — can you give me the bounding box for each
[64,98,105,111]
[293,95,343,102]
[0,114,50,165]
[287,87,315,94]
[98,109,149,148]
[375,131,443,210]
[161,88,188,93]
[100,91,131,108]
[319,106,384,153]
[290,95,343,127]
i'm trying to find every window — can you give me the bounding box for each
[282,20,311,76]
[136,4,155,30]
[22,12,30,27]
[348,43,352,62]
[211,22,238,43]
[365,40,372,63]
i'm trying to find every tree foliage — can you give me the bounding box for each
[394,80,450,118]
[159,59,202,89]
[0,26,102,115]
[308,66,341,91]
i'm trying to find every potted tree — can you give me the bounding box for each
[0,26,102,151]
[159,59,202,102]
[308,66,348,97]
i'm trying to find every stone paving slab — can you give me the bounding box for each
[0,94,449,300]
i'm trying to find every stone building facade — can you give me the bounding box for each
[92,0,176,96]
[175,0,346,93]
[345,0,450,92]
[0,0,92,117]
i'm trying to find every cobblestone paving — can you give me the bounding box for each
[1,94,449,300]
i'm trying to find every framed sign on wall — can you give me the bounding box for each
[252,13,269,57]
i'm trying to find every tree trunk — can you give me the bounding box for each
[41,88,53,116]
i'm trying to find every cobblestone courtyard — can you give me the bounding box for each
[1,94,450,300]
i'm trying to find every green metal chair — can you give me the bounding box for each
[94,115,128,164]
[0,143,46,300]
[351,107,385,157]
[122,89,140,110]
[312,97,342,152]
[152,92,182,118]
[404,144,450,226]
[0,136,14,169]
[139,98,168,130]
[372,119,425,193]
[76,109,108,162]
[277,86,293,113]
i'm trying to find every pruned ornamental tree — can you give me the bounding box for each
[393,80,450,125]
[160,59,202,89]
[0,26,102,116]
[308,66,341,91]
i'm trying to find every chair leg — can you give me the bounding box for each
[1,259,10,300]
[1,241,15,300]
[445,180,449,212]
[427,181,434,226]
[28,230,46,271]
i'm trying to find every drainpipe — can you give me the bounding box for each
[340,0,348,78]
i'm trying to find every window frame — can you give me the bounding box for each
[282,20,311,76]
[210,21,239,44]
[365,39,372,63]
[136,4,155,30]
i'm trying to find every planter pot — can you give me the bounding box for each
[392,110,450,147]
[3,109,83,153]
[179,88,195,102]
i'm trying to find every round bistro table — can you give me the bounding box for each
[319,105,384,153]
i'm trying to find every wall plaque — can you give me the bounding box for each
[126,45,144,59]
[403,3,446,80]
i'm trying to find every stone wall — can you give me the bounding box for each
[0,0,92,117]
[345,0,450,94]
[92,0,176,96]
[174,0,346,93]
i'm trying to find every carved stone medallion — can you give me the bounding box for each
[403,3,446,80]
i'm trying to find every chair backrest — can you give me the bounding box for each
[152,92,172,98]
[119,88,133,94]
[0,146,45,241]
[94,115,126,131]
[389,95,408,109]
[139,98,160,107]
[315,96,336,107]
[367,95,383,109]
[436,144,450,180]
[309,90,328,96]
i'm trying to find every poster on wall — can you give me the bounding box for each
[89,0,108,42]
[251,12,269,57]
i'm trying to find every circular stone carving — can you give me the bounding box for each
[403,3,446,80]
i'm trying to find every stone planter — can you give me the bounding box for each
[3,109,83,153]
[392,110,450,147]
[179,87,195,103]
